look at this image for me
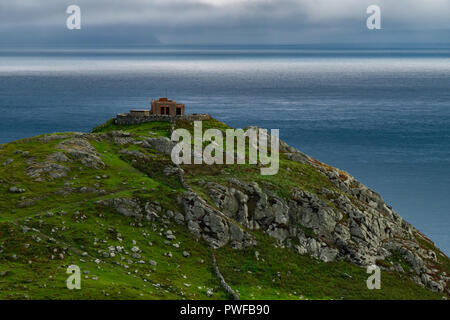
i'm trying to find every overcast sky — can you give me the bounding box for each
[0,0,449,47]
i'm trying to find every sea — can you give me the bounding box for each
[0,46,449,254]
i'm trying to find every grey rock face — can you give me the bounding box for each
[25,150,73,182]
[9,186,26,193]
[179,191,256,249]
[57,138,105,169]
[207,183,249,226]
[26,162,70,181]
[47,152,71,163]
[318,247,339,263]
[96,198,160,222]
[106,131,135,145]
[197,177,448,293]
[119,149,148,160]
[143,137,176,155]
[163,166,184,176]
[2,158,14,166]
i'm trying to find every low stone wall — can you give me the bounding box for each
[212,253,240,300]
[115,113,211,125]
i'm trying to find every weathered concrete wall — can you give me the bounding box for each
[115,113,211,125]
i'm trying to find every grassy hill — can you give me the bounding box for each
[0,118,448,300]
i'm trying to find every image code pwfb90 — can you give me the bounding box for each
[0,0,448,315]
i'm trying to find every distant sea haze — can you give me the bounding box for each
[0,47,449,254]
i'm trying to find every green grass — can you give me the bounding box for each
[0,206,226,299]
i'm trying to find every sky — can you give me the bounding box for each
[0,0,449,47]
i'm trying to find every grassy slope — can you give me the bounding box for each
[0,119,447,300]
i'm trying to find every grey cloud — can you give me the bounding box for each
[0,0,448,45]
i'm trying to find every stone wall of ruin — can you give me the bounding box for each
[115,113,211,125]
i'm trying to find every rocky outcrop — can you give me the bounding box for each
[25,136,106,181]
[94,191,256,251]
[178,192,256,249]
[26,152,71,181]
[142,137,176,155]
[191,176,448,294]
[95,198,161,221]
[57,138,105,169]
